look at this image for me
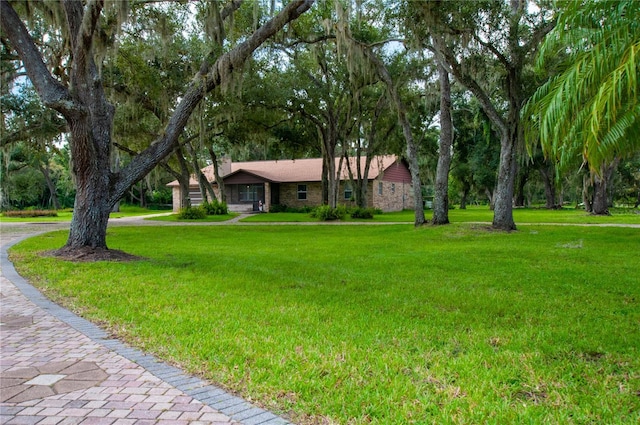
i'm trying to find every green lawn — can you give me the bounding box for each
[9,224,640,424]
[146,212,238,222]
[0,206,169,222]
[4,205,637,226]
[241,206,640,224]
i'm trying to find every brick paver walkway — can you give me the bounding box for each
[0,226,291,425]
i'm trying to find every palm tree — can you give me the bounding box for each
[525,0,639,174]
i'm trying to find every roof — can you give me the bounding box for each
[167,155,402,187]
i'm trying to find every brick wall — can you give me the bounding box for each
[279,182,323,208]
[373,180,414,212]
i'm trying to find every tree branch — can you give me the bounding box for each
[436,42,507,135]
[523,19,557,57]
[111,0,314,205]
[0,121,68,148]
[473,35,511,69]
[366,38,406,48]
[285,34,336,48]
[0,0,75,114]
[77,0,104,65]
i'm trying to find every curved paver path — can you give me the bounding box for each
[0,219,292,425]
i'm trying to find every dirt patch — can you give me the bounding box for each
[513,389,548,404]
[44,246,146,263]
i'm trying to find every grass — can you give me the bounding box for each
[241,205,640,224]
[146,212,238,222]
[9,223,640,424]
[0,205,168,222]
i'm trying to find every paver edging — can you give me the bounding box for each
[1,231,294,425]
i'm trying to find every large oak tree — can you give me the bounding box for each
[1,0,313,255]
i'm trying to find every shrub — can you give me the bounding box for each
[177,206,206,220]
[311,205,346,221]
[269,204,288,213]
[350,207,377,219]
[3,210,58,218]
[201,200,228,215]
[289,205,314,213]
[270,204,314,213]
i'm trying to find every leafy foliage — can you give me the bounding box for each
[310,205,348,221]
[349,206,380,219]
[525,0,640,172]
[201,199,228,215]
[269,204,314,213]
[2,209,58,217]
[177,206,207,220]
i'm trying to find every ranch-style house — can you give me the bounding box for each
[167,155,414,213]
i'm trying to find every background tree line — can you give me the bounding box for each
[1,0,638,252]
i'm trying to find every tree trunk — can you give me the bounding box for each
[139,181,146,208]
[358,154,373,209]
[175,148,192,209]
[514,164,529,207]
[459,181,470,209]
[187,141,217,202]
[486,188,496,210]
[64,118,113,250]
[208,146,225,202]
[591,177,609,215]
[38,162,60,210]
[321,143,329,205]
[111,149,121,212]
[591,160,618,215]
[405,132,426,225]
[582,173,593,212]
[320,125,339,208]
[492,130,517,230]
[539,162,557,209]
[432,60,453,225]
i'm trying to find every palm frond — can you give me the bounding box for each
[524,0,640,173]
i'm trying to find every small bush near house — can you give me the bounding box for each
[270,204,314,213]
[290,206,314,213]
[201,200,228,215]
[3,209,58,218]
[269,204,288,213]
[349,207,381,219]
[311,205,347,221]
[177,206,206,220]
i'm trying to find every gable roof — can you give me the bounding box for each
[167,155,402,187]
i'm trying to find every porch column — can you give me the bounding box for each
[264,182,271,212]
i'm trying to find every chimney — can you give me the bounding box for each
[219,155,232,177]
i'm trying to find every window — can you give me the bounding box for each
[391,183,395,193]
[240,184,261,202]
[344,184,353,200]
[297,184,307,200]
[378,182,383,195]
